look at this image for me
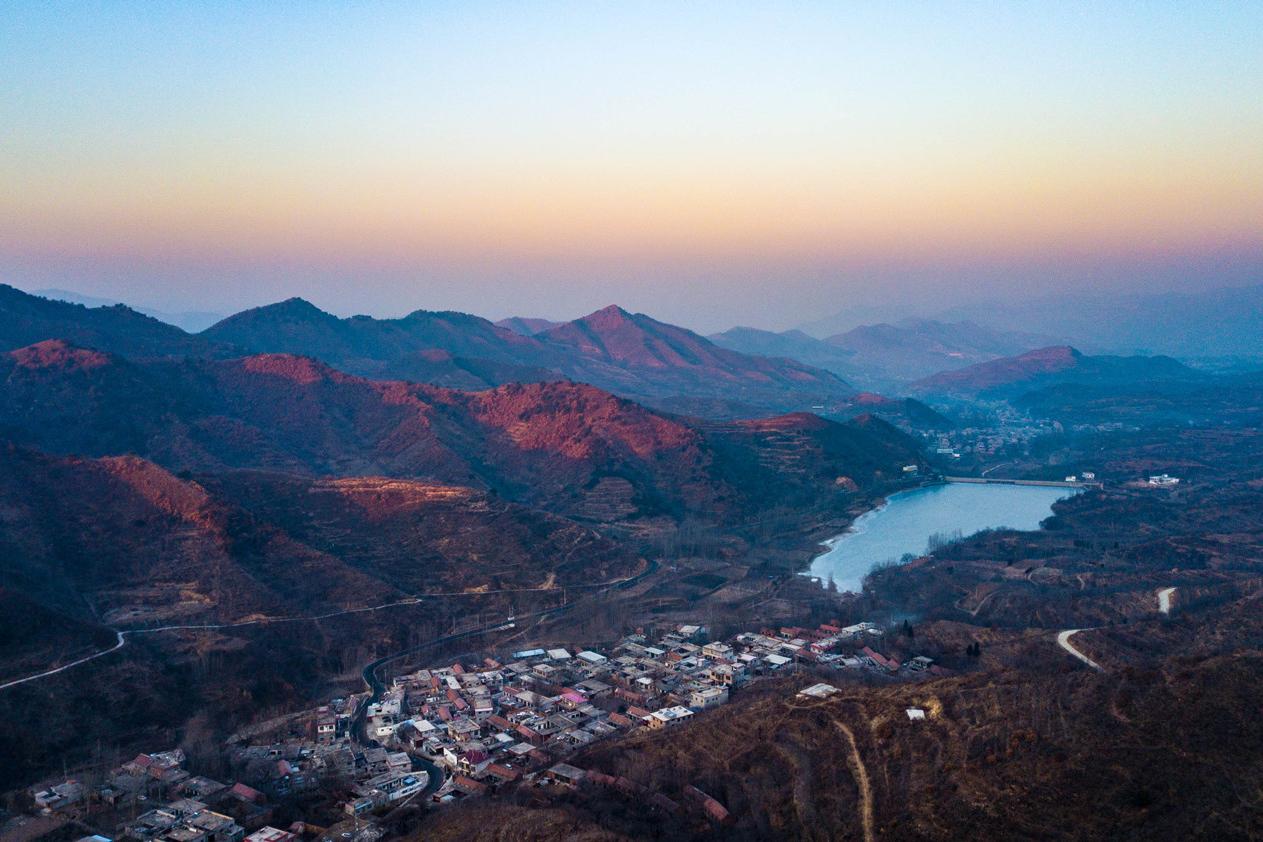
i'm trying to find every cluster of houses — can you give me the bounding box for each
[363,621,937,804]
[220,620,942,817]
[24,619,941,837]
[369,624,738,803]
[28,748,325,842]
[730,622,944,676]
[927,417,1061,460]
[228,696,419,817]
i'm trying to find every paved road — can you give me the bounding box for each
[0,631,128,691]
[0,559,657,693]
[1056,629,1102,670]
[350,621,510,800]
[0,599,429,692]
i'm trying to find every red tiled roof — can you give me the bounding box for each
[486,764,519,781]
[861,646,899,671]
[453,775,486,794]
[230,782,265,803]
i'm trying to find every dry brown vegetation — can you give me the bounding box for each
[419,654,1263,841]
[417,425,1263,841]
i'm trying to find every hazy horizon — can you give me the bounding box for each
[3,2,1262,332]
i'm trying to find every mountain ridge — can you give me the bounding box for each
[711,318,1055,391]
[0,340,920,524]
[911,345,1202,397]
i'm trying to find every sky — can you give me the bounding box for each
[2,2,1262,332]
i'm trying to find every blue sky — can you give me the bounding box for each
[2,2,1261,330]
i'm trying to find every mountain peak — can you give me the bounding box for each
[400,308,479,323]
[582,304,637,324]
[263,297,329,318]
[201,298,346,353]
[214,297,334,326]
[912,345,1128,396]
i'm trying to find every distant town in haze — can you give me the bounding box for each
[2,3,1262,842]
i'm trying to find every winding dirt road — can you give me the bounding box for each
[832,717,875,842]
[1056,629,1102,671]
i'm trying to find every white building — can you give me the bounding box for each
[646,706,695,729]
[363,771,426,803]
[797,683,841,700]
[689,686,728,709]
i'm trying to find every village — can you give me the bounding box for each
[13,619,948,842]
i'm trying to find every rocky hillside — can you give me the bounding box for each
[0,443,635,641]
[0,341,920,524]
[414,655,1263,841]
[541,306,853,407]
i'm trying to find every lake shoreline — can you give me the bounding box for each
[804,481,1078,594]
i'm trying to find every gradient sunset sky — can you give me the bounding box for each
[2,2,1261,331]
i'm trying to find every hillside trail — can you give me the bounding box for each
[831,716,876,842]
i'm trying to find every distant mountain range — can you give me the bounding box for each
[495,316,562,335]
[711,319,1056,391]
[939,285,1263,359]
[2,285,858,418]
[201,296,560,390]
[910,345,1203,398]
[1,283,221,358]
[204,299,856,414]
[11,282,1244,424]
[799,284,1263,360]
[34,288,224,333]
